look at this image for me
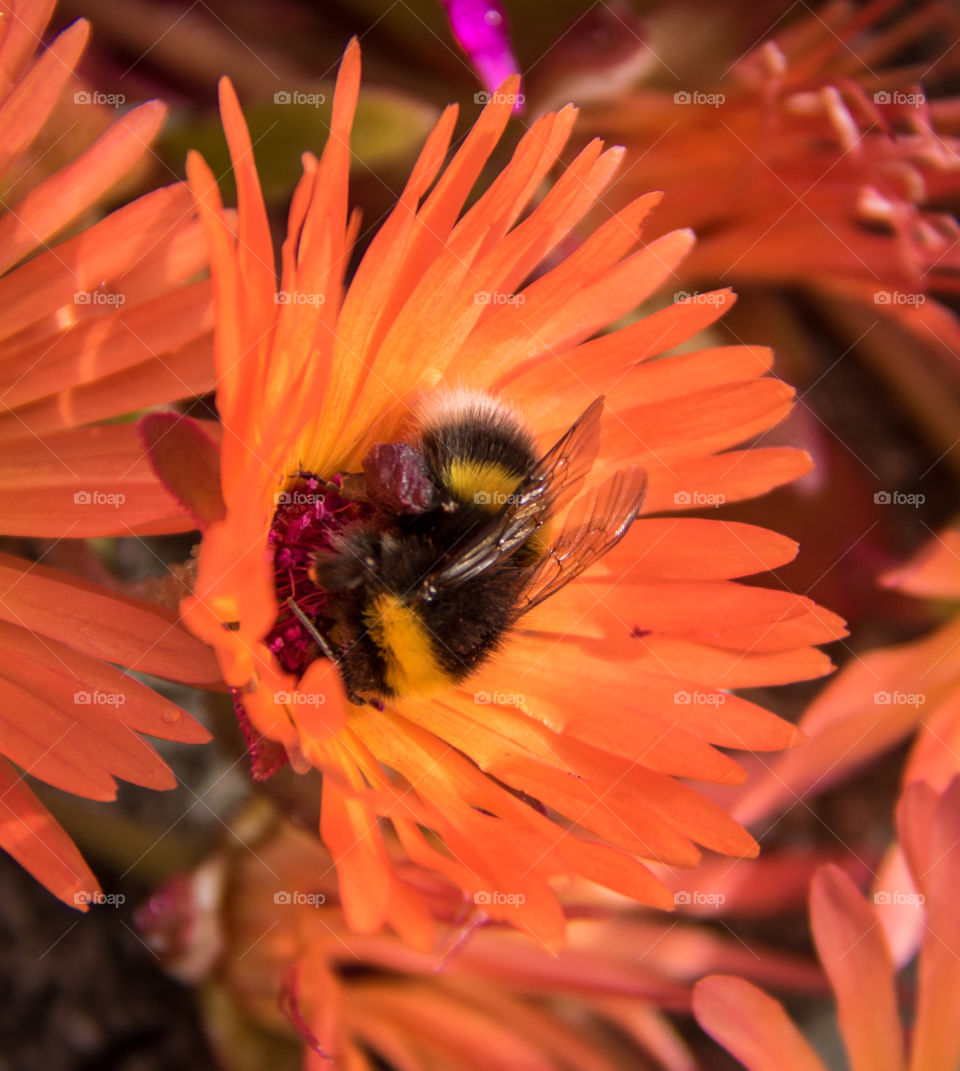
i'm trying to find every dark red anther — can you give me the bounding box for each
[362,441,439,513]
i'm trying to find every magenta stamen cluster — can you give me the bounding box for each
[265,474,370,676]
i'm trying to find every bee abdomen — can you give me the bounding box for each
[362,592,453,697]
[418,390,537,510]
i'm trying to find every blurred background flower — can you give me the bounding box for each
[138,800,836,1071]
[694,778,960,1071]
[568,0,960,631]
[0,0,222,912]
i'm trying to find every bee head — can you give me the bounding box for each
[310,529,384,593]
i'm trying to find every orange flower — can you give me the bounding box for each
[575,0,960,469]
[183,40,844,951]
[714,521,960,970]
[579,0,960,301]
[694,777,960,1071]
[138,805,825,1070]
[730,522,960,829]
[0,0,221,909]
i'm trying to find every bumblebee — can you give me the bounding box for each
[288,391,647,704]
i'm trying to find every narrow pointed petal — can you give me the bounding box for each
[693,976,827,1071]
[810,866,906,1071]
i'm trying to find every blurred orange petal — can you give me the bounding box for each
[694,975,826,1071]
[0,755,99,909]
[0,0,217,904]
[899,779,960,1071]
[810,866,905,1071]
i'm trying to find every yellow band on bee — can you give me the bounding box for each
[364,593,451,697]
[445,458,523,511]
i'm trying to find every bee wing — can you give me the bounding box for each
[424,398,606,592]
[514,466,648,615]
[528,395,604,521]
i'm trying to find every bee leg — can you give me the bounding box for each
[286,598,374,709]
[286,597,340,665]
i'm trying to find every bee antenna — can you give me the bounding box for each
[286,597,340,665]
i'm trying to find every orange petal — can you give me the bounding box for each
[0,0,56,95]
[502,339,771,438]
[0,101,166,275]
[544,578,845,652]
[321,779,393,936]
[0,279,212,411]
[472,638,748,783]
[693,975,826,1071]
[615,635,835,688]
[467,228,694,384]
[872,843,925,968]
[217,78,277,370]
[0,337,214,448]
[0,184,201,344]
[908,778,960,1071]
[600,518,799,581]
[288,658,351,750]
[0,674,119,798]
[607,379,795,468]
[0,19,88,178]
[882,525,960,598]
[810,865,905,1071]
[0,552,222,684]
[735,620,957,827]
[0,755,100,910]
[0,424,197,536]
[642,447,812,512]
[896,780,940,899]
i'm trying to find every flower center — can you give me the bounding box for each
[266,474,372,677]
